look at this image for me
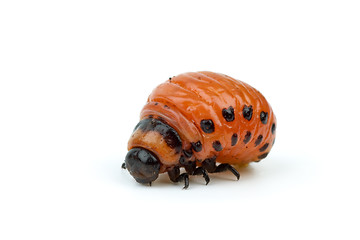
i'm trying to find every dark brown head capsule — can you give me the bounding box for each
[124,148,161,184]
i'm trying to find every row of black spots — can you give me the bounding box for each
[190,139,224,154]
[233,130,267,149]
[189,135,270,157]
[221,105,257,123]
[189,130,268,154]
[190,138,223,155]
[242,105,269,125]
[191,140,223,153]
[191,133,237,154]
[222,105,268,124]
[200,106,270,136]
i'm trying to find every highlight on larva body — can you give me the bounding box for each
[122,71,277,189]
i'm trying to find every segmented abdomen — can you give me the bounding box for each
[140,71,276,165]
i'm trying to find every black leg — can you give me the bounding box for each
[201,157,240,180]
[214,164,240,180]
[121,163,126,169]
[167,166,190,189]
[177,173,189,189]
[193,167,210,185]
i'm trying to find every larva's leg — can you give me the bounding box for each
[214,164,240,180]
[202,157,240,180]
[177,173,189,189]
[167,166,190,189]
[193,167,210,185]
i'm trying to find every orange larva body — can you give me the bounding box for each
[124,71,276,188]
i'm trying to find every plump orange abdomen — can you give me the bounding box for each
[131,71,276,168]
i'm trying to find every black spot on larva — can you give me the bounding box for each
[231,133,238,146]
[164,105,170,109]
[200,119,215,133]
[243,131,252,144]
[154,102,158,105]
[257,152,269,160]
[271,123,276,134]
[259,143,269,152]
[134,118,182,153]
[222,106,235,122]
[255,135,263,146]
[148,115,154,119]
[191,141,202,152]
[212,141,223,152]
[260,111,268,124]
[242,105,253,121]
[183,149,193,158]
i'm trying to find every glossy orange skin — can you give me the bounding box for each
[129,71,276,172]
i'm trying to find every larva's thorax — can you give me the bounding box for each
[127,71,276,172]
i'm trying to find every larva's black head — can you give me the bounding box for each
[124,148,161,184]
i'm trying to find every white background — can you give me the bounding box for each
[1,0,360,239]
